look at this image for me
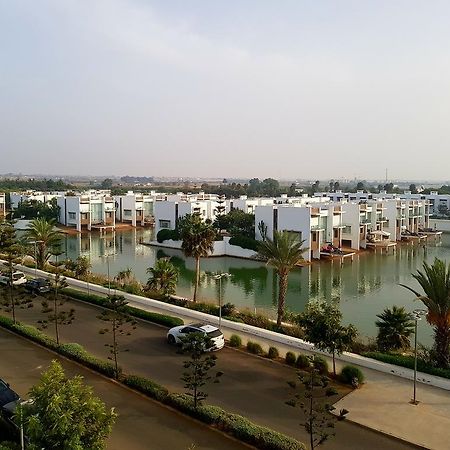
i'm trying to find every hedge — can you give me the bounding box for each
[156,228,179,243]
[228,235,258,251]
[0,317,306,450]
[362,351,450,380]
[61,288,184,328]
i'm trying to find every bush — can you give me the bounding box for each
[246,341,264,355]
[313,357,329,375]
[362,351,450,380]
[229,334,242,348]
[156,228,179,243]
[123,375,169,402]
[295,354,310,369]
[61,288,183,328]
[340,365,365,385]
[229,235,258,251]
[285,352,296,366]
[267,346,279,359]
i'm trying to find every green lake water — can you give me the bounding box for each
[62,229,449,345]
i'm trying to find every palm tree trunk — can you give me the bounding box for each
[435,325,450,368]
[193,256,200,302]
[277,271,288,327]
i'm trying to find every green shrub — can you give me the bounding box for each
[313,356,329,375]
[61,288,183,328]
[123,375,169,402]
[267,346,279,359]
[229,236,258,251]
[221,302,236,317]
[246,341,264,355]
[285,351,296,366]
[229,334,242,347]
[156,228,179,243]
[295,354,310,369]
[340,365,365,385]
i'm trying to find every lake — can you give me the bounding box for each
[62,228,449,345]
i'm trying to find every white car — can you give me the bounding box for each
[0,271,27,286]
[167,323,225,351]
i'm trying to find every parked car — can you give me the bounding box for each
[167,323,225,351]
[0,271,27,286]
[24,278,51,294]
[0,378,21,419]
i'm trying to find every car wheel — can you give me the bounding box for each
[167,334,176,345]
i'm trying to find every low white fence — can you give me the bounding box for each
[429,218,450,232]
[148,236,257,259]
[8,262,450,391]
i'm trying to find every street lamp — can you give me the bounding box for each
[101,252,117,296]
[410,308,427,405]
[209,272,230,329]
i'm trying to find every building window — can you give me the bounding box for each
[312,232,317,242]
[159,220,171,229]
[124,209,132,217]
[343,225,351,234]
[333,228,339,238]
[68,212,76,220]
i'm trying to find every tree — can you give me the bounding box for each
[0,222,28,324]
[146,257,179,299]
[286,355,348,450]
[310,180,320,195]
[257,231,307,326]
[179,214,216,302]
[214,209,255,238]
[297,300,357,375]
[65,255,91,278]
[24,218,62,269]
[20,360,116,449]
[375,306,414,352]
[181,333,222,409]
[38,250,74,345]
[101,178,113,189]
[98,294,137,379]
[401,258,450,368]
[409,184,418,194]
[333,181,340,191]
[356,181,365,191]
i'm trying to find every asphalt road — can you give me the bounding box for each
[1,289,416,450]
[0,327,249,450]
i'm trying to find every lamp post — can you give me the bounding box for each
[410,308,427,405]
[101,252,117,296]
[210,272,230,329]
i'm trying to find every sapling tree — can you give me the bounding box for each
[38,249,74,345]
[98,294,137,379]
[286,355,348,450]
[0,222,30,323]
[181,332,223,409]
[297,300,357,375]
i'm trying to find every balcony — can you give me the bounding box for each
[377,216,388,223]
[360,218,372,225]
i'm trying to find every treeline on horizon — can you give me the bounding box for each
[2,177,450,199]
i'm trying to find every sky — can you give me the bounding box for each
[1,0,450,181]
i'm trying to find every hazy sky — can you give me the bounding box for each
[1,1,450,180]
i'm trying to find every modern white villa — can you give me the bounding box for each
[57,191,116,232]
[114,191,155,227]
[10,190,63,209]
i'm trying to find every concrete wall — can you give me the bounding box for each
[429,218,450,232]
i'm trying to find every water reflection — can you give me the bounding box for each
[62,229,449,343]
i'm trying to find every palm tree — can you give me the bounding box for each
[146,258,179,299]
[24,218,62,269]
[257,231,307,326]
[179,214,216,302]
[401,258,450,368]
[375,306,414,352]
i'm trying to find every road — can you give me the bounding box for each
[2,290,416,449]
[0,327,248,450]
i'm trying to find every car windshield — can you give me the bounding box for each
[207,329,222,338]
[0,381,19,407]
[12,273,22,280]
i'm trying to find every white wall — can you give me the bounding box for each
[429,219,450,232]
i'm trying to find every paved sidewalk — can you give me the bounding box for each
[334,366,450,450]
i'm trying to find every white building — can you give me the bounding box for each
[114,191,154,227]
[0,193,6,220]
[255,203,344,261]
[57,191,116,232]
[10,191,63,209]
